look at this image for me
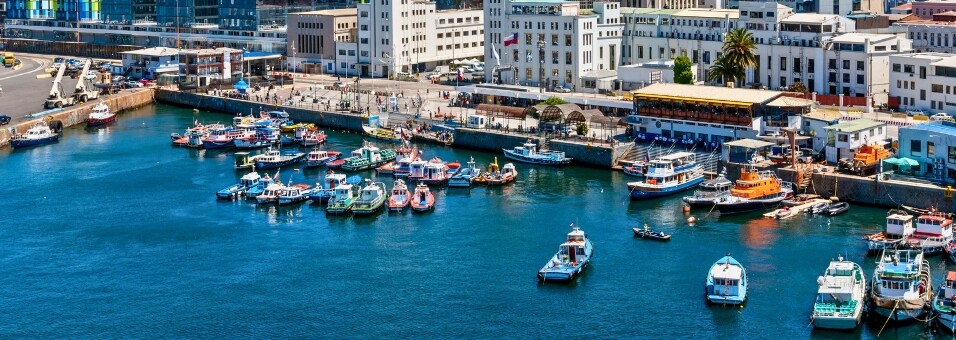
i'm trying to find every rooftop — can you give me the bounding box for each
[581,69,618,79]
[891,52,955,61]
[620,60,676,69]
[892,2,912,10]
[823,118,884,132]
[632,83,782,104]
[120,47,182,56]
[181,47,243,55]
[724,138,773,149]
[932,56,956,68]
[901,121,956,135]
[619,8,682,15]
[674,8,740,19]
[830,32,896,44]
[780,13,841,24]
[294,8,357,16]
[802,110,843,123]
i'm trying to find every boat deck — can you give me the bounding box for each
[762,199,831,219]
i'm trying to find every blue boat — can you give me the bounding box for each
[537,225,593,283]
[254,148,306,170]
[627,152,704,200]
[448,157,482,188]
[201,126,239,150]
[216,171,262,199]
[244,174,274,199]
[705,254,748,305]
[503,140,571,166]
[10,124,59,149]
[309,172,357,203]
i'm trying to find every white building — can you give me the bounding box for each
[822,118,887,162]
[119,47,182,80]
[354,0,484,77]
[483,0,624,91]
[617,59,698,89]
[889,52,956,113]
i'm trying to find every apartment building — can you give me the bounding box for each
[483,0,623,90]
[286,9,357,74]
[889,52,956,113]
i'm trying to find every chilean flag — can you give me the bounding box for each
[457,68,464,81]
[503,33,518,46]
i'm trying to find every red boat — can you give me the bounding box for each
[410,182,435,212]
[327,158,347,169]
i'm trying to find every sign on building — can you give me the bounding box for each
[649,71,662,84]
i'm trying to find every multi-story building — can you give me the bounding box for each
[6,0,55,19]
[119,46,181,79]
[54,0,101,21]
[620,2,911,105]
[898,121,956,183]
[483,0,623,90]
[354,0,484,77]
[100,0,156,24]
[286,9,357,74]
[179,47,243,82]
[218,0,328,31]
[896,11,956,54]
[888,52,956,113]
[155,0,218,27]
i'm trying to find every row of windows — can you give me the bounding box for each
[438,16,479,25]
[436,30,481,38]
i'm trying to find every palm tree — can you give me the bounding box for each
[720,28,758,86]
[706,55,731,84]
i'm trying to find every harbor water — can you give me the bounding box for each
[1,104,951,338]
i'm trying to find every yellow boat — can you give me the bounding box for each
[362,125,409,143]
[280,122,314,133]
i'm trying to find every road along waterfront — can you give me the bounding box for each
[0,103,951,338]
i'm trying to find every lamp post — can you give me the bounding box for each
[537,40,545,93]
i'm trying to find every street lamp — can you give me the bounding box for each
[537,40,545,93]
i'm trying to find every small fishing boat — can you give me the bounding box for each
[864,210,915,253]
[280,122,314,133]
[906,212,954,255]
[201,125,241,149]
[85,102,115,127]
[627,152,705,200]
[341,141,397,172]
[503,140,572,165]
[256,182,287,204]
[537,225,593,283]
[362,125,410,143]
[474,158,517,186]
[705,254,748,305]
[838,142,892,176]
[775,206,794,219]
[448,157,482,188]
[682,172,733,208]
[811,257,867,330]
[825,202,850,216]
[782,194,823,207]
[244,174,274,199]
[632,225,671,241]
[234,127,280,149]
[379,144,419,176]
[870,249,932,322]
[300,130,327,147]
[310,173,356,204]
[420,157,449,186]
[351,181,387,215]
[410,182,435,212]
[326,183,361,214]
[216,171,261,199]
[387,179,411,212]
[11,123,59,149]
[233,152,264,170]
[278,183,313,205]
[305,149,341,168]
[254,148,306,170]
[622,161,647,177]
[714,162,794,215]
[934,271,956,333]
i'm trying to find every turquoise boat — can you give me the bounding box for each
[705,254,748,305]
[326,183,361,214]
[341,141,397,172]
[216,171,261,199]
[537,225,593,283]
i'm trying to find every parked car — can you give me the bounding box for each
[798,148,825,163]
[126,81,144,88]
[555,86,572,93]
[262,75,276,82]
[930,112,953,121]
[332,81,343,87]
[906,109,927,116]
[53,57,65,64]
[139,79,156,87]
[0,115,10,125]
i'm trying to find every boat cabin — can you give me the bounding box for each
[356,145,383,163]
[711,262,744,297]
[324,174,347,189]
[644,152,698,184]
[501,163,516,176]
[513,142,539,157]
[815,263,857,311]
[730,167,782,199]
[240,172,261,187]
[914,213,953,238]
[331,184,355,203]
[261,183,285,198]
[408,160,427,178]
[559,228,588,264]
[942,271,956,304]
[358,184,383,202]
[423,161,447,180]
[886,211,915,238]
[875,250,922,295]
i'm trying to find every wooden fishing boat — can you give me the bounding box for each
[632,226,671,241]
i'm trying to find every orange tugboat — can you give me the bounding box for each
[837,143,891,175]
[714,162,794,214]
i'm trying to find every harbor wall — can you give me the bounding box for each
[723,163,956,211]
[154,90,367,132]
[452,128,621,167]
[0,89,156,148]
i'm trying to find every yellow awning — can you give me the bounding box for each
[634,94,751,108]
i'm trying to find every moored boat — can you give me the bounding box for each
[622,161,647,177]
[632,225,671,241]
[627,152,704,200]
[714,163,794,215]
[869,249,932,322]
[310,172,356,204]
[448,157,482,188]
[705,254,748,305]
[420,157,449,186]
[305,149,341,168]
[326,183,361,214]
[381,144,419,176]
[775,206,794,219]
[256,182,286,204]
[537,225,593,283]
[341,141,397,172]
[201,125,241,150]
[410,182,435,212]
[85,102,115,127]
[11,123,59,149]
[934,271,956,333]
[362,125,410,143]
[503,140,572,165]
[351,181,387,215]
[278,183,313,205]
[838,142,892,176]
[254,148,306,170]
[864,210,915,253]
[387,179,411,212]
[811,257,866,330]
[244,174,274,199]
[300,129,327,147]
[474,158,517,186]
[682,172,733,208]
[906,212,954,255]
[825,202,850,216]
[216,171,261,199]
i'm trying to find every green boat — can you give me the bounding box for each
[352,181,388,215]
[342,141,397,171]
[326,183,361,214]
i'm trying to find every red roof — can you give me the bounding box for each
[947,271,956,282]
[893,3,912,10]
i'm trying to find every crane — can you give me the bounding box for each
[44,62,75,109]
[72,58,99,103]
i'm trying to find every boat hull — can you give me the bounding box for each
[86,115,115,127]
[352,201,385,215]
[682,196,718,208]
[447,178,473,188]
[937,310,956,333]
[629,176,704,200]
[872,305,926,322]
[537,261,588,283]
[278,195,310,205]
[812,314,862,330]
[715,195,790,215]
[202,139,235,149]
[255,154,306,170]
[11,135,59,149]
[216,185,246,199]
[503,149,571,166]
[705,294,747,305]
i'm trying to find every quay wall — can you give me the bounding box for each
[155,90,367,132]
[0,89,156,148]
[723,163,956,211]
[452,128,620,167]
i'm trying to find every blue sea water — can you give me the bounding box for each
[0,104,949,338]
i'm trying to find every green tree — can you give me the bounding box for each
[787,81,809,93]
[706,56,733,84]
[718,28,758,86]
[673,56,694,85]
[542,96,569,105]
[576,123,589,136]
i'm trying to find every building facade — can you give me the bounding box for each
[889,52,956,113]
[483,0,623,90]
[100,0,156,24]
[119,46,180,79]
[155,0,218,27]
[286,8,357,74]
[179,47,243,81]
[897,121,956,183]
[821,118,886,162]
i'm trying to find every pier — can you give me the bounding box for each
[0,88,156,148]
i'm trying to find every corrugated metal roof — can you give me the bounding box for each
[823,118,884,132]
[632,83,781,104]
[901,121,956,135]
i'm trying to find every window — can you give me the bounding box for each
[929,141,936,156]
[857,61,864,71]
[904,64,914,73]
[361,25,368,31]
[933,84,944,93]
[843,74,850,83]
[857,74,864,84]
[780,57,787,71]
[948,146,956,163]
[842,60,850,69]
[921,89,926,100]
[893,63,901,72]
[912,140,922,154]
[829,59,837,69]
[920,66,927,79]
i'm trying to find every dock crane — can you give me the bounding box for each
[71,58,99,104]
[44,62,74,109]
